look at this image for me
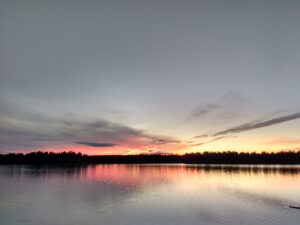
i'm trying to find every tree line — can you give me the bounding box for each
[1,151,300,165]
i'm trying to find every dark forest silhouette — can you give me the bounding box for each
[1,151,300,165]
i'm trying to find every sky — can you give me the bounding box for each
[1,0,300,155]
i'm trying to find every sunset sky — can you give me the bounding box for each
[1,0,300,154]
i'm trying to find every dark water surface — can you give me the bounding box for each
[1,164,300,225]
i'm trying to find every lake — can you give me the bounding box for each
[1,164,300,225]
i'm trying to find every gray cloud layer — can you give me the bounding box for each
[0,101,179,153]
[1,0,300,153]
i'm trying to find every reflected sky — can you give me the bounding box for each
[1,164,300,225]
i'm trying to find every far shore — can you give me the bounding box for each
[1,151,300,165]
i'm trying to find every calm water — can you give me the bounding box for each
[1,164,300,225]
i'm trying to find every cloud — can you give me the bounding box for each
[192,136,235,146]
[75,142,117,147]
[187,92,248,122]
[191,111,300,146]
[193,134,208,139]
[147,149,164,154]
[0,101,180,152]
[213,111,300,136]
[149,137,180,145]
[64,121,72,126]
[188,103,219,119]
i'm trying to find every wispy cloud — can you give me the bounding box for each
[192,136,236,146]
[75,142,117,147]
[213,111,300,136]
[193,134,208,139]
[191,110,300,146]
[187,92,248,122]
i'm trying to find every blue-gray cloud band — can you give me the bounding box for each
[191,111,300,146]
[75,142,117,147]
[213,111,300,136]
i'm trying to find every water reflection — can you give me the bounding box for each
[2,164,300,179]
[1,164,300,225]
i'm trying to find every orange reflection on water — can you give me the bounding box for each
[81,164,300,193]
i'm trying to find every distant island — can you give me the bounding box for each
[1,151,300,165]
